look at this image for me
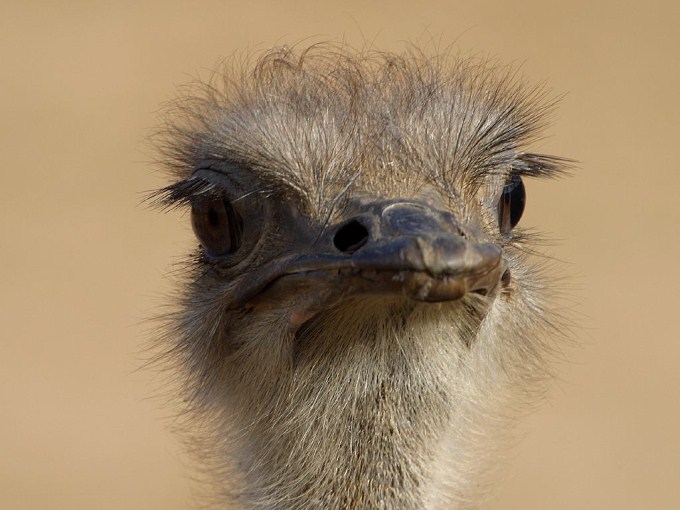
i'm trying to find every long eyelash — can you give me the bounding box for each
[512,153,574,178]
[146,177,221,210]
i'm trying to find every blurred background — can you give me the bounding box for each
[1,1,678,508]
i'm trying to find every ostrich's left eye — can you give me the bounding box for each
[498,174,526,234]
[191,197,244,256]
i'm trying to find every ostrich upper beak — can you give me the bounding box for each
[232,199,505,309]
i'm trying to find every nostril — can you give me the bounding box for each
[333,219,369,254]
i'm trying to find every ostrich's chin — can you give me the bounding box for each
[294,295,491,347]
[291,294,490,358]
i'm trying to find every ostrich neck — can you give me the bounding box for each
[224,303,484,509]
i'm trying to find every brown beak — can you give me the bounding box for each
[232,200,505,308]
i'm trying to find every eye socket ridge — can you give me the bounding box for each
[498,174,526,234]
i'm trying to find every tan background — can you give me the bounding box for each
[2,1,678,508]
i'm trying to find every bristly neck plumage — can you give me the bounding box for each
[176,297,526,509]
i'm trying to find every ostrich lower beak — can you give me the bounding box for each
[232,200,505,309]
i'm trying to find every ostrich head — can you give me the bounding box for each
[153,45,565,509]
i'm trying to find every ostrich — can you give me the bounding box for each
[152,45,566,509]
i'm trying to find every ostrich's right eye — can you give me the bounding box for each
[498,174,526,234]
[191,197,244,256]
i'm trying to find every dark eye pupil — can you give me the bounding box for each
[191,197,243,256]
[498,174,526,234]
[208,207,220,227]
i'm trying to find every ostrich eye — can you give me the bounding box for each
[191,197,243,256]
[498,174,526,234]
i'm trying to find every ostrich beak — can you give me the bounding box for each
[231,198,506,311]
